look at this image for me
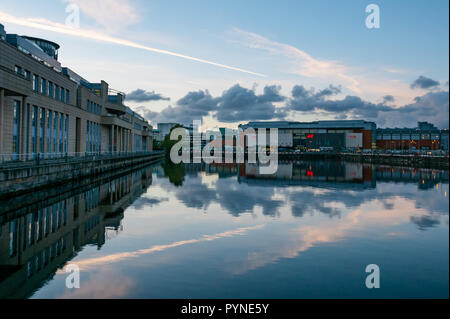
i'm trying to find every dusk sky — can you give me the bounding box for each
[1,0,448,129]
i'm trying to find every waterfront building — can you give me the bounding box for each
[239,120,377,151]
[376,122,449,151]
[0,23,153,161]
[240,120,449,152]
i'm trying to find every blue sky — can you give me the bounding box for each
[0,0,448,128]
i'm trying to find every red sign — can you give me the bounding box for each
[306,134,314,139]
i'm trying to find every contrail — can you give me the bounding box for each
[0,11,266,77]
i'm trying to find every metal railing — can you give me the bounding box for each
[0,150,164,169]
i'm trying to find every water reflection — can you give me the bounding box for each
[0,160,448,299]
[0,167,153,298]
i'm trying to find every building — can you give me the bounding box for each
[239,120,377,151]
[376,122,449,151]
[0,23,153,161]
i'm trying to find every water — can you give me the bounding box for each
[0,160,448,299]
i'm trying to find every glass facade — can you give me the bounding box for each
[53,113,58,153]
[13,100,21,157]
[39,108,45,153]
[32,106,38,156]
[47,110,52,154]
[59,113,64,153]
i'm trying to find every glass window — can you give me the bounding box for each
[59,114,64,153]
[33,75,39,92]
[25,70,31,80]
[41,79,47,95]
[39,108,45,153]
[47,111,52,154]
[66,89,70,104]
[32,106,38,155]
[65,114,69,153]
[53,113,58,153]
[55,85,60,100]
[60,87,65,102]
[49,82,54,98]
[13,100,21,157]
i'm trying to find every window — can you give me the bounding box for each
[59,113,64,152]
[49,82,54,98]
[86,121,90,153]
[53,113,58,153]
[66,89,70,104]
[13,100,21,157]
[40,108,45,153]
[26,104,30,155]
[60,87,65,102]
[47,111,52,154]
[15,65,23,76]
[32,106,38,155]
[41,79,47,95]
[33,75,39,92]
[65,115,69,153]
[25,70,31,80]
[55,85,60,100]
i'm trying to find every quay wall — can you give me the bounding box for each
[0,152,164,198]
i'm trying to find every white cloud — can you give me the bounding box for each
[0,11,265,77]
[62,0,140,32]
[230,28,360,93]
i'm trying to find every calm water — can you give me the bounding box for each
[0,160,448,299]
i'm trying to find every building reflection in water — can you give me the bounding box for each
[0,166,153,299]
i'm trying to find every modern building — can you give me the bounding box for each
[0,23,153,161]
[376,122,449,151]
[239,120,377,151]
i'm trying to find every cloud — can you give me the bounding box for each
[410,76,440,90]
[126,89,170,102]
[63,0,140,32]
[142,84,286,124]
[141,80,448,128]
[0,11,265,77]
[230,28,360,92]
[215,84,286,123]
[383,95,395,103]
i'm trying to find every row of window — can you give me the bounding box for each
[86,120,102,153]
[377,134,442,141]
[32,73,70,104]
[14,66,70,104]
[9,201,68,257]
[12,100,69,156]
[87,99,102,115]
[27,236,68,279]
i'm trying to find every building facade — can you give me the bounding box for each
[239,120,377,151]
[376,122,448,151]
[0,24,152,161]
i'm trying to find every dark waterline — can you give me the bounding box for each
[0,160,448,299]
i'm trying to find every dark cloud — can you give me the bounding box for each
[410,76,440,90]
[139,80,448,128]
[287,84,393,119]
[126,89,170,102]
[215,84,286,122]
[377,91,449,128]
[383,95,395,103]
[142,90,219,125]
[132,197,169,209]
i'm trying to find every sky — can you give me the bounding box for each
[0,0,448,129]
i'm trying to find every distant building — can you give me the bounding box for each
[376,122,448,151]
[239,120,377,151]
[0,23,153,160]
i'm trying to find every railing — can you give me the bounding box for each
[0,151,165,169]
